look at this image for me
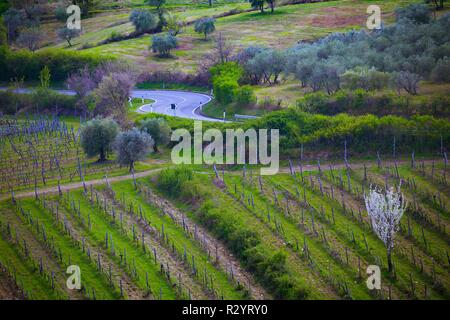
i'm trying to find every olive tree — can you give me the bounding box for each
[16,28,42,52]
[140,118,171,152]
[57,26,81,47]
[151,33,177,57]
[194,17,215,40]
[2,8,24,42]
[394,71,421,95]
[114,129,154,171]
[130,9,159,34]
[365,185,406,272]
[147,0,166,12]
[80,118,119,162]
[250,0,265,13]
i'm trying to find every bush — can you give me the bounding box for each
[157,166,193,195]
[235,85,257,107]
[210,62,243,104]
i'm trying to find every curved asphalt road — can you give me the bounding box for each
[1,88,220,122]
[130,89,216,121]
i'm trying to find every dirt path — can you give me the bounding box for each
[0,267,24,300]
[0,168,164,202]
[2,159,441,202]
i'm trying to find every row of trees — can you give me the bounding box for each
[250,0,277,14]
[229,4,450,95]
[1,0,83,50]
[80,117,171,170]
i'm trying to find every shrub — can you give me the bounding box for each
[210,62,243,104]
[235,85,257,107]
[157,166,193,195]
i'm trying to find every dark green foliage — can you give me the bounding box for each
[55,4,68,22]
[0,0,8,15]
[431,57,450,83]
[80,118,119,161]
[395,4,431,24]
[0,45,112,82]
[147,0,166,10]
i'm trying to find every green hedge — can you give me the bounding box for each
[0,45,114,82]
[297,89,450,117]
[250,109,450,154]
[0,90,77,115]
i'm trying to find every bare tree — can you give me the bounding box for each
[16,28,42,52]
[93,71,136,125]
[199,32,234,73]
[364,185,406,272]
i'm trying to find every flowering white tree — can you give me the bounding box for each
[364,185,406,272]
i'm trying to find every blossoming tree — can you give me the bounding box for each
[364,185,407,272]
